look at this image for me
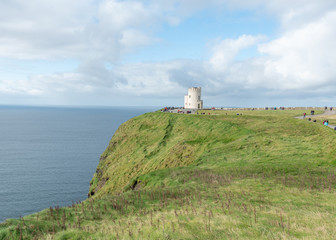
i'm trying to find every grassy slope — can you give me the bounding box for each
[1,109,336,240]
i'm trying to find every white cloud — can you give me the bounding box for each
[209,35,265,72]
[98,0,153,29]
[0,0,93,59]
[1,0,336,106]
[259,10,336,90]
[0,0,162,60]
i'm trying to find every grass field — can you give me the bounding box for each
[1,109,335,239]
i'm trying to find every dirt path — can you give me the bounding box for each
[296,110,336,130]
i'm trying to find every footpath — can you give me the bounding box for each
[296,110,336,130]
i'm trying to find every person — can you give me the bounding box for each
[303,112,306,118]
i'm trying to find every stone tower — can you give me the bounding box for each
[184,87,203,109]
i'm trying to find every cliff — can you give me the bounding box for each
[1,109,336,239]
[88,111,246,197]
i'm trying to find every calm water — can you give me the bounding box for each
[0,106,156,222]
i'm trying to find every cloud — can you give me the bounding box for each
[0,0,93,59]
[0,0,163,60]
[259,10,336,90]
[1,0,336,106]
[0,0,335,60]
[209,35,266,72]
[201,9,336,100]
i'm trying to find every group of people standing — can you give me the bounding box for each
[323,120,329,126]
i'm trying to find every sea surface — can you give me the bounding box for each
[0,106,156,223]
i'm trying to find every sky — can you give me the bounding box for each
[1,0,336,107]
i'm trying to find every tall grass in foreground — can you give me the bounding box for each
[1,168,335,239]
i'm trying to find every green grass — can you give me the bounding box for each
[1,109,336,239]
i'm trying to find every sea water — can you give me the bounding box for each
[0,106,156,222]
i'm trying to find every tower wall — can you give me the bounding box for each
[184,87,203,109]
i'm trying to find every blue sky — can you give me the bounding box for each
[0,0,336,107]
[124,9,277,63]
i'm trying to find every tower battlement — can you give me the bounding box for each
[190,87,201,92]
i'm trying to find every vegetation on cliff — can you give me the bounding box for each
[1,109,336,239]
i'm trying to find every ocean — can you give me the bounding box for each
[0,106,156,223]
